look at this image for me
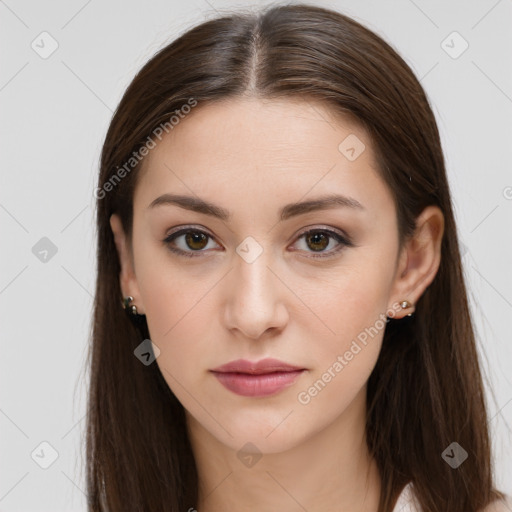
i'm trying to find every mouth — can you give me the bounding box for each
[210,358,306,397]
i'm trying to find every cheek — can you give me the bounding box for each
[297,242,396,399]
[296,272,389,405]
[292,336,382,450]
[133,234,213,339]
[308,254,394,346]
[140,277,208,349]
[288,272,391,440]
[135,256,219,395]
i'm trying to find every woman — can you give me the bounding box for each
[87,4,510,511]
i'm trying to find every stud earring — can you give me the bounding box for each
[122,296,137,314]
[386,299,415,321]
[122,296,146,332]
[400,300,414,317]
[122,296,144,316]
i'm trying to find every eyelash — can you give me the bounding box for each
[162,226,354,259]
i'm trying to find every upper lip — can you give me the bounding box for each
[210,358,305,375]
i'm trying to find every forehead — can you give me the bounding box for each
[145,96,368,166]
[133,97,392,218]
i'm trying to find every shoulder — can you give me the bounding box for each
[396,484,512,512]
[479,496,512,512]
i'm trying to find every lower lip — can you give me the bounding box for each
[211,370,305,397]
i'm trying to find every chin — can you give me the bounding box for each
[188,405,312,455]
[225,428,307,456]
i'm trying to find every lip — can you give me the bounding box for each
[211,358,304,374]
[210,358,306,397]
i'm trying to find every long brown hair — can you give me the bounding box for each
[86,4,503,511]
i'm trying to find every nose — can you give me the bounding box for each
[222,244,289,340]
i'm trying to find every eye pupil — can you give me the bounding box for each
[185,232,208,250]
[307,232,329,252]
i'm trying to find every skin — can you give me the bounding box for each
[110,97,444,511]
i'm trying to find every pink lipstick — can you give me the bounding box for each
[210,358,306,397]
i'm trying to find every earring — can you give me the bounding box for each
[122,296,146,332]
[400,300,414,317]
[386,299,415,321]
[123,296,141,316]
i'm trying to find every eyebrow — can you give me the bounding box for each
[147,193,364,221]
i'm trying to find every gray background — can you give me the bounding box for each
[1,0,511,510]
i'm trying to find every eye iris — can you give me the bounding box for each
[185,232,208,250]
[306,232,329,252]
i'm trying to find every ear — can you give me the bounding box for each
[109,213,145,314]
[388,205,444,319]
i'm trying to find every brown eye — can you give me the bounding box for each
[184,231,208,250]
[305,232,330,252]
[292,228,354,259]
[163,228,221,258]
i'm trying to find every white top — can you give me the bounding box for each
[392,483,512,512]
[391,483,421,512]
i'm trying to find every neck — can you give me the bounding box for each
[186,387,381,512]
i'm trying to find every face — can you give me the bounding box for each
[113,97,412,454]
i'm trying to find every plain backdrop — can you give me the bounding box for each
[1,0,511,510]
